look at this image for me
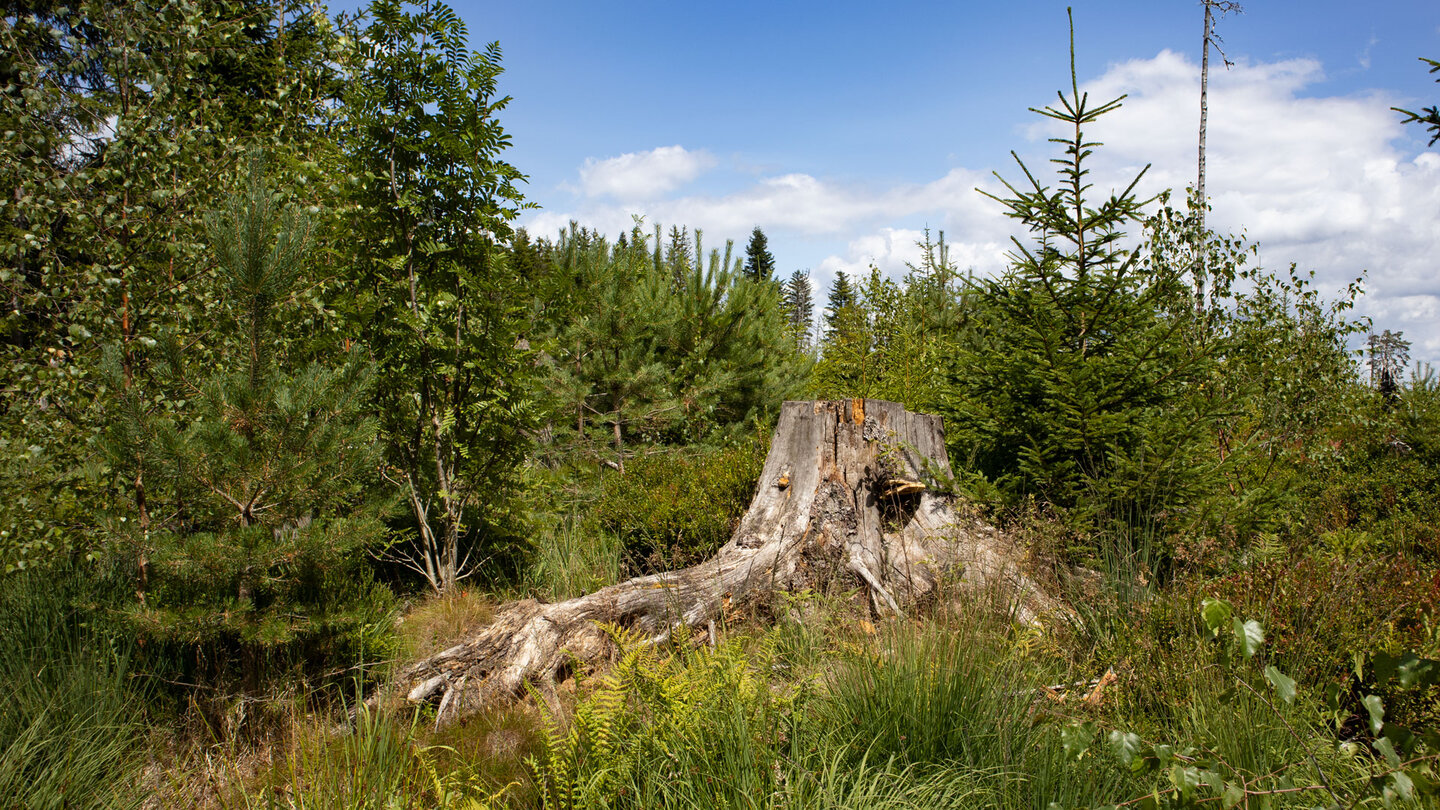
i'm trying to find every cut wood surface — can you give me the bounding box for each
[394,399,1052,725]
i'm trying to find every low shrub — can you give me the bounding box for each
[1203,556,1439,686]
[592,435,766,571]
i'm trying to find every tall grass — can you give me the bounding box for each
[238,702,511,810]
[524,606,1139,810]
[821,611,1138,810]
[528,515,623,601]
[0,561,145,810]
[528,620,1005,810]
[245,705,415,810]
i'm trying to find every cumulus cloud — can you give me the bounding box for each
[815,228,929,280]
[531,51,1440,360]
[576,145,715,200]
[1068,50,1440,359]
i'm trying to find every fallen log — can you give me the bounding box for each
[394,399,1053,725]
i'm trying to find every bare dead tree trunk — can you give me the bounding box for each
[1198,1,1241,309]
[393,400,1054,726]
[1198,1,1212,227]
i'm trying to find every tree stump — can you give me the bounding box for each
[396,399,1051,725]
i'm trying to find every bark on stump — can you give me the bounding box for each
[397,399,1050,725]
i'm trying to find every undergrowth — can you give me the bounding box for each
[0,561,146,810]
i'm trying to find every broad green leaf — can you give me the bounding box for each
[1169,764,1201,800]
[1233,617,1264,658]
[1222,781,1245,809]
[1201,598,1232,637]
[1396,654,1437,689]
[1374,652,1402,684]
[1373,736,1401,769]
[1265,665,1297,705]
[1364,694,1386,736]
[1109,730,1145,769]
[1390,772,1416,802]
[1062,722,1095,761]
[1323,681,1343,710]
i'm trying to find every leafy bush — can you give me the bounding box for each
[1292,378,1440,562]
[1063,599,1438,809]
[592,435,766,571]
[1202,555,1440,733]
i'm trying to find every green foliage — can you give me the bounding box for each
[527,514,624,601]
[1063,599,1440,810]
[1394,57,1440,147]
[743,226,777,283]
[949,30,1221,546]
[0,561,145,810]
[337,0,536,593]
[528,626,778,810]
[592,436,767,570]
[1288,371,1440,561]
[782,269,815,350]
[241,704,504,810]
[823,613,1137,809]
[813,231,972,411]
[104,169,394,692]
[527,609,1141,810]
[0,0,347,569]
[529,624,999,810]
[823,270,858,342]
[535,223,801,467]
[1203,555,1439,713]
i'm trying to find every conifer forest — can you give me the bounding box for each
[2,2,1440,808]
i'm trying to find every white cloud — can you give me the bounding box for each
[1066,50,1440,359]
[815,228,928,280]
[576,145,715,200]
[530,51,1440,361]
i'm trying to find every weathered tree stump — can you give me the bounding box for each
[395,399,1051,725]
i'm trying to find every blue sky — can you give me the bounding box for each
[355,0,1440,362]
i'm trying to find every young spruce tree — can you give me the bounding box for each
[954,12,1221,550]
[743,226,777,282]
[782,269,814,349]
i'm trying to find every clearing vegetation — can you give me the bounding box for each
[1,2,1438,809]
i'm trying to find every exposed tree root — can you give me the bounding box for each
[391,399,1054,726]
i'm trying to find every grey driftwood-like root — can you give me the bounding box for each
[392,399,1052,726]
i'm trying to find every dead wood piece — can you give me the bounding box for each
[391,399,1055,726]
